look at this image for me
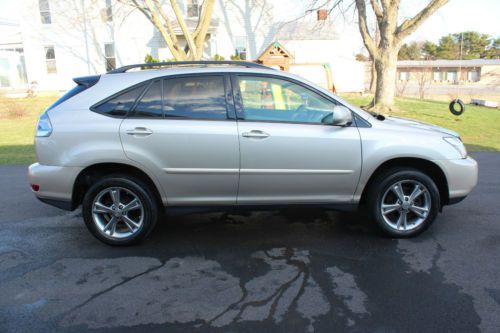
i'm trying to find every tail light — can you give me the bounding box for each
[36,112,53,137]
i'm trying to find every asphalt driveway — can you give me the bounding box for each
[0,152,499,333]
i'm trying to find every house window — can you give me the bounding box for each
[447,71,457,82]
[104,43,116,71]
[105,0,113,21]
[234,36,247,60]
[467,70,478,82]
[433,71,442,81]
[399,71,409,81]
[187,0,199,17]
[39,0,52,24]
[44,46,56,74]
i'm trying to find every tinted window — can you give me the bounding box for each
[94,84,146,117]
[163,76,227,120]
[133,80,162,117]
[238,76,336,124]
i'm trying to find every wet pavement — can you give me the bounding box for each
[0,152,499,332]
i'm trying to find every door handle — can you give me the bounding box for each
[126,127,153,136]
[242,130,270,138]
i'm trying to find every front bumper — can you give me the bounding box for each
[28,163,83,210]
[433,156,478,203]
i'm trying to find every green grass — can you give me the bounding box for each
[341,94,500,152]
[0,94,59,164]
[0,94,498,165]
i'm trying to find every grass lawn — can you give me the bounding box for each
[341,94,500,152]
[0,93,499,165]
[0,94,59,164]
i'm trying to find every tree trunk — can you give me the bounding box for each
[373,51,398,112]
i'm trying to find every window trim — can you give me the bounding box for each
[230,73,358,127]
[90,73,236,121]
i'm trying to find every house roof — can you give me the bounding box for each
[275,20,338,40]
[397,59,500,68]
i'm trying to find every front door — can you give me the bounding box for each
[120,74,240,205]
[232,74,362,204]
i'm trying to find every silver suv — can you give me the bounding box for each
[29,61,478,245]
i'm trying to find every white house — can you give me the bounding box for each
[0,0,364,92]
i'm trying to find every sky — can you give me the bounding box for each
[272,0,500,43]
[1,0,499,43]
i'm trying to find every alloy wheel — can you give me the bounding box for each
[380,180,431,232]
[91,187,144,239]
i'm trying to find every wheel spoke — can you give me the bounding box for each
[93,202,113,214]
[391,182,405,202]
[409,185,425,201]
[122,198,141,213]
[122,215,140,232]
[103,217,118,235]
[409,205,429,218]
[396,211,408,230]
[382,203,400,215]
[110,189,121,206]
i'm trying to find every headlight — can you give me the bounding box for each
[36,112,53,137]
[443,137,467,158]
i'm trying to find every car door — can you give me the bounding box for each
[232,74,362,204]
[119,74,240,205]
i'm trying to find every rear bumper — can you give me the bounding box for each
[28,163,83,210]
[433,156,478,203]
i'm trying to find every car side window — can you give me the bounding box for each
[132,80,162,118]
[163,76,227,120]
[237,76,337,124]
[93,84,146,117]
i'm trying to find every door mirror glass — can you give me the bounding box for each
[332,105,353,126]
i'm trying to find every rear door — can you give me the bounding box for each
[119,74,240,205]
[232,74,362,204]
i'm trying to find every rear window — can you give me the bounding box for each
[93,84,146,117]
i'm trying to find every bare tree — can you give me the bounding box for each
[396,76,408,97]
[317,0,448,111]
[120,0,216,60]
[416,66,431,99]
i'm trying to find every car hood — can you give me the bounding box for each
[383,116,460,138]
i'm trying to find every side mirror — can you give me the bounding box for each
[332,105,353,126]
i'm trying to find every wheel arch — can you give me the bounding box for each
[72,162,164,209]
[360,157,449,207]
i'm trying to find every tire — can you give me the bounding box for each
[82,174,159,246]
[449,99,465,116]
[367,168,440,238]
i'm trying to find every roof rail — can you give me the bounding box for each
[107,61,272,74]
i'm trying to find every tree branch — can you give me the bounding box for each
[396,0,449,41]
[355,0,377,57]
[152,0,185,57]
[369,0,383,21]
[169,0,197,59]
[194,0,215,58]
[143,0,182,59]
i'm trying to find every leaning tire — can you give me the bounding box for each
[82,174,158,246]
[368,168,440,238]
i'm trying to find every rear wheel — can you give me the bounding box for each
[368,168,440,237]
[82,175,158,246]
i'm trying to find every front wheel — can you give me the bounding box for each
[368,168,440,237]
[82,175,159,246]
